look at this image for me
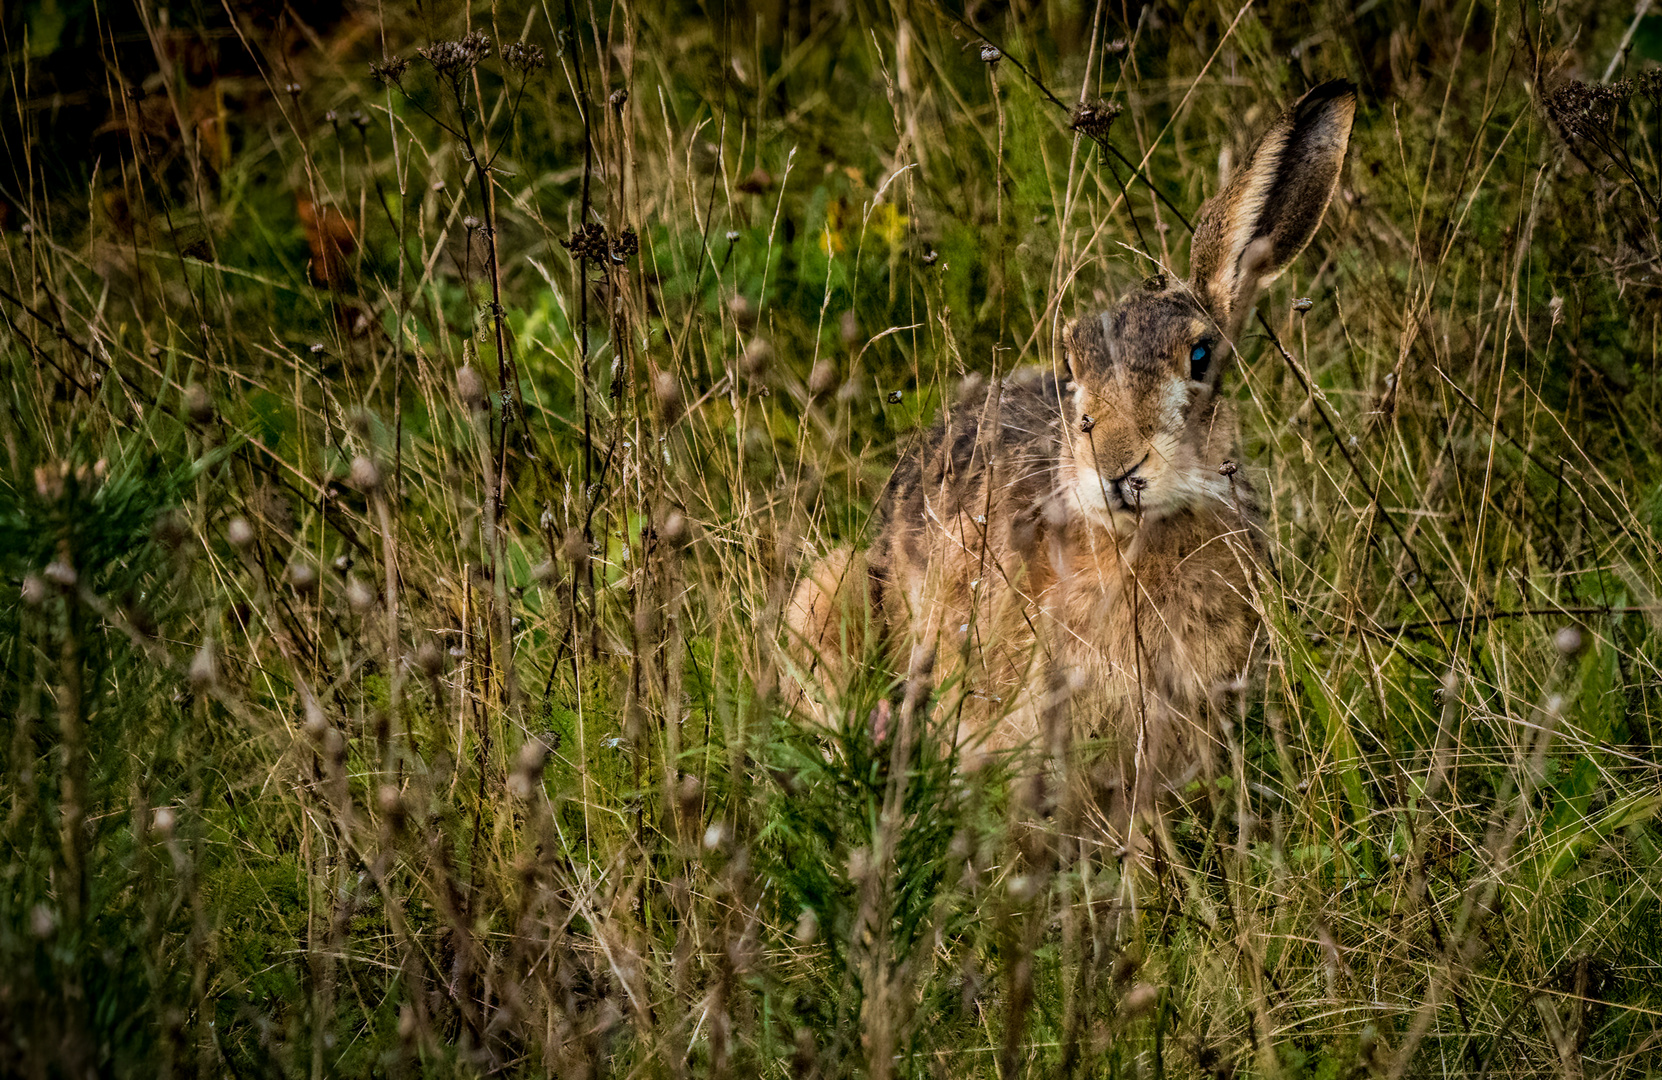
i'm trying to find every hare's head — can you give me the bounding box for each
[1061,81,1355,529]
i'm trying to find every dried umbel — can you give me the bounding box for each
[420,31,491,79]
[1640,69,1662,104]
[369,55,410,86]
[562,222,609,261]
[1070,98,1123,140]
[1546,79,1630,144]
[561,222,639,264]
[502,40,547,75]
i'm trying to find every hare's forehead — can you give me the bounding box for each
[1066,292,1210,370]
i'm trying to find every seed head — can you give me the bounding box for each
[188,643,218,690]
[288,560,319,593]
[1546,79,1629,143]
[184,383,214,425]
[349,455,381,492]
[1069,98,1122,139]
[346,576,376,611]
[808,360,837,396]
[1122,983,1159,1017]
[653,370,682,420]
[839,310,862,349]
[503,40,547,75]
[457,364,487,410]
[420,31,491,79]
[227,517,254,548]
[741,337,774,380]
[370,55,411,85]
[728,294,757,330]
[562,222,609,261]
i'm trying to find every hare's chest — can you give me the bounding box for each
[1042,514,1258,709]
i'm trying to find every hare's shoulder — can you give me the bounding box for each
[883,368,1065,505]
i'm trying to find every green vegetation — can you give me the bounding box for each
[3,0,1662,1075]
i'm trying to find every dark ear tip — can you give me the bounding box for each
[1296,79,1358,113]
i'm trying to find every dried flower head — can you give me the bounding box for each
[420,31,491,79]
[1546,79,1629,143]
[1070,98,1123,139]
[370,55,411,86]
[979,43,1002,64]
[562,222,609,261]
[561,223,637,264]
[503,40,547,75]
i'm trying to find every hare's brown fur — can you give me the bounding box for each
[788,82,1355,799]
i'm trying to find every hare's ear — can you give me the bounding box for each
[1188,80,1355,322]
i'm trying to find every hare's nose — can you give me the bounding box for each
[1108,455,1148,487]
[1109,456,1149,504]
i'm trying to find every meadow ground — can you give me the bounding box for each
[4,0,1662,1076]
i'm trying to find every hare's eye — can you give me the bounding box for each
[1079,414,1096,434]
[1189,343,1212,382]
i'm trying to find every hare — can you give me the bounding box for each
[788,81,1355,813]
